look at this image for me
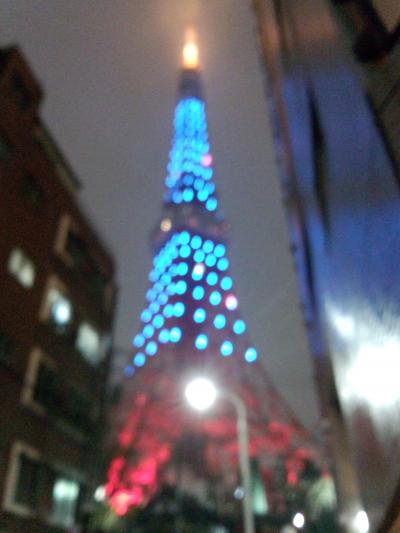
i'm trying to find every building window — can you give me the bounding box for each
[22,348,57,415]
[76,323,102,365]
[47,288,73,328]
[22,348,94,434]
[50,477,80,528]
[40,277,73,334]
[3,442,40,516]
[14,452,40,510]
[22,174,45,208]
[12,73,32,110]
[3,441,81,525]
[33,361,58,412]
[7,248,35,288]
[55,216,112,312]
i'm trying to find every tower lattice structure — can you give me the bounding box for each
[106,37,314,518]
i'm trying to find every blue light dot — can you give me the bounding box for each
[214,314,226,329]
[244,347,258,363]
[193,308,206,323]
[180,245,191,258]
[149,302,160,314]
[193,178,204,191]
[179,231,190,245]
[174,302,185,317]
[172,191,183,204]
[146,341,158,356]
[161,273,171,285]
[192,286,205,300]
[166,283,176,296]
[157,293,168,305]
[233,320,246,335]
[163,304,174,318]
[214,244,226,258]
[169,264,177,276]
[154,282,163,293]
[206,198,218,212]
[206,272,218,286]
[170,327,182,343]
[177,262,189,276]
[133,353,146,367]
[190,235,202,249]
[221,341,233,357]
[195,333,208,350]
[194,250,205,263]
[141,310,152,323]
[203,166,212,178]
[158,329,169,343]
[153,315,164,329]
[221,276,233,290]
[183,188,194,202]
[217,258,229,271]
[197,189,209,202]
[203,240,214,254]
[146,289,156,301]
[206,182,215,194]
[124,365,135,377]
[175,280,187,295]
[210,291,222,306]
[149,271,158,282]
[143,325,154,339]
[205,254,217,267]
[133,334,145,348]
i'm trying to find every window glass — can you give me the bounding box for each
[14,453,39,509]
[7,248,35,288]
[46,288,72,327]
[50,478,79,528]
[33,362,57,411]
[65,230,86,265]
[76,323,102,364]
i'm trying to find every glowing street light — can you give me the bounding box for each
[185,377,217,411]
[353,510,369,533]
[184,377,255,533]
[292,512,305,529]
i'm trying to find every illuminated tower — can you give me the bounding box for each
[106,33,313,519]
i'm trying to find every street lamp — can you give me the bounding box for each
[184,377,255,533]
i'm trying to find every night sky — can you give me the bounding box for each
[1,0,319,428]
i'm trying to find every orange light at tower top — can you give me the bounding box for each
[182,28,199,69]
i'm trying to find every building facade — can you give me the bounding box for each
[0,47,116,533]
[252,1,400,531]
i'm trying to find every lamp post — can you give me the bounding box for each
[184,377,255,533]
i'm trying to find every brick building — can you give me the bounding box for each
[252,1,400,531]
[0,47,116,532]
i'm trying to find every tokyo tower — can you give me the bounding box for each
[106,32,314,523]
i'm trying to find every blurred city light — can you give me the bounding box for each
[185,377,217,411]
